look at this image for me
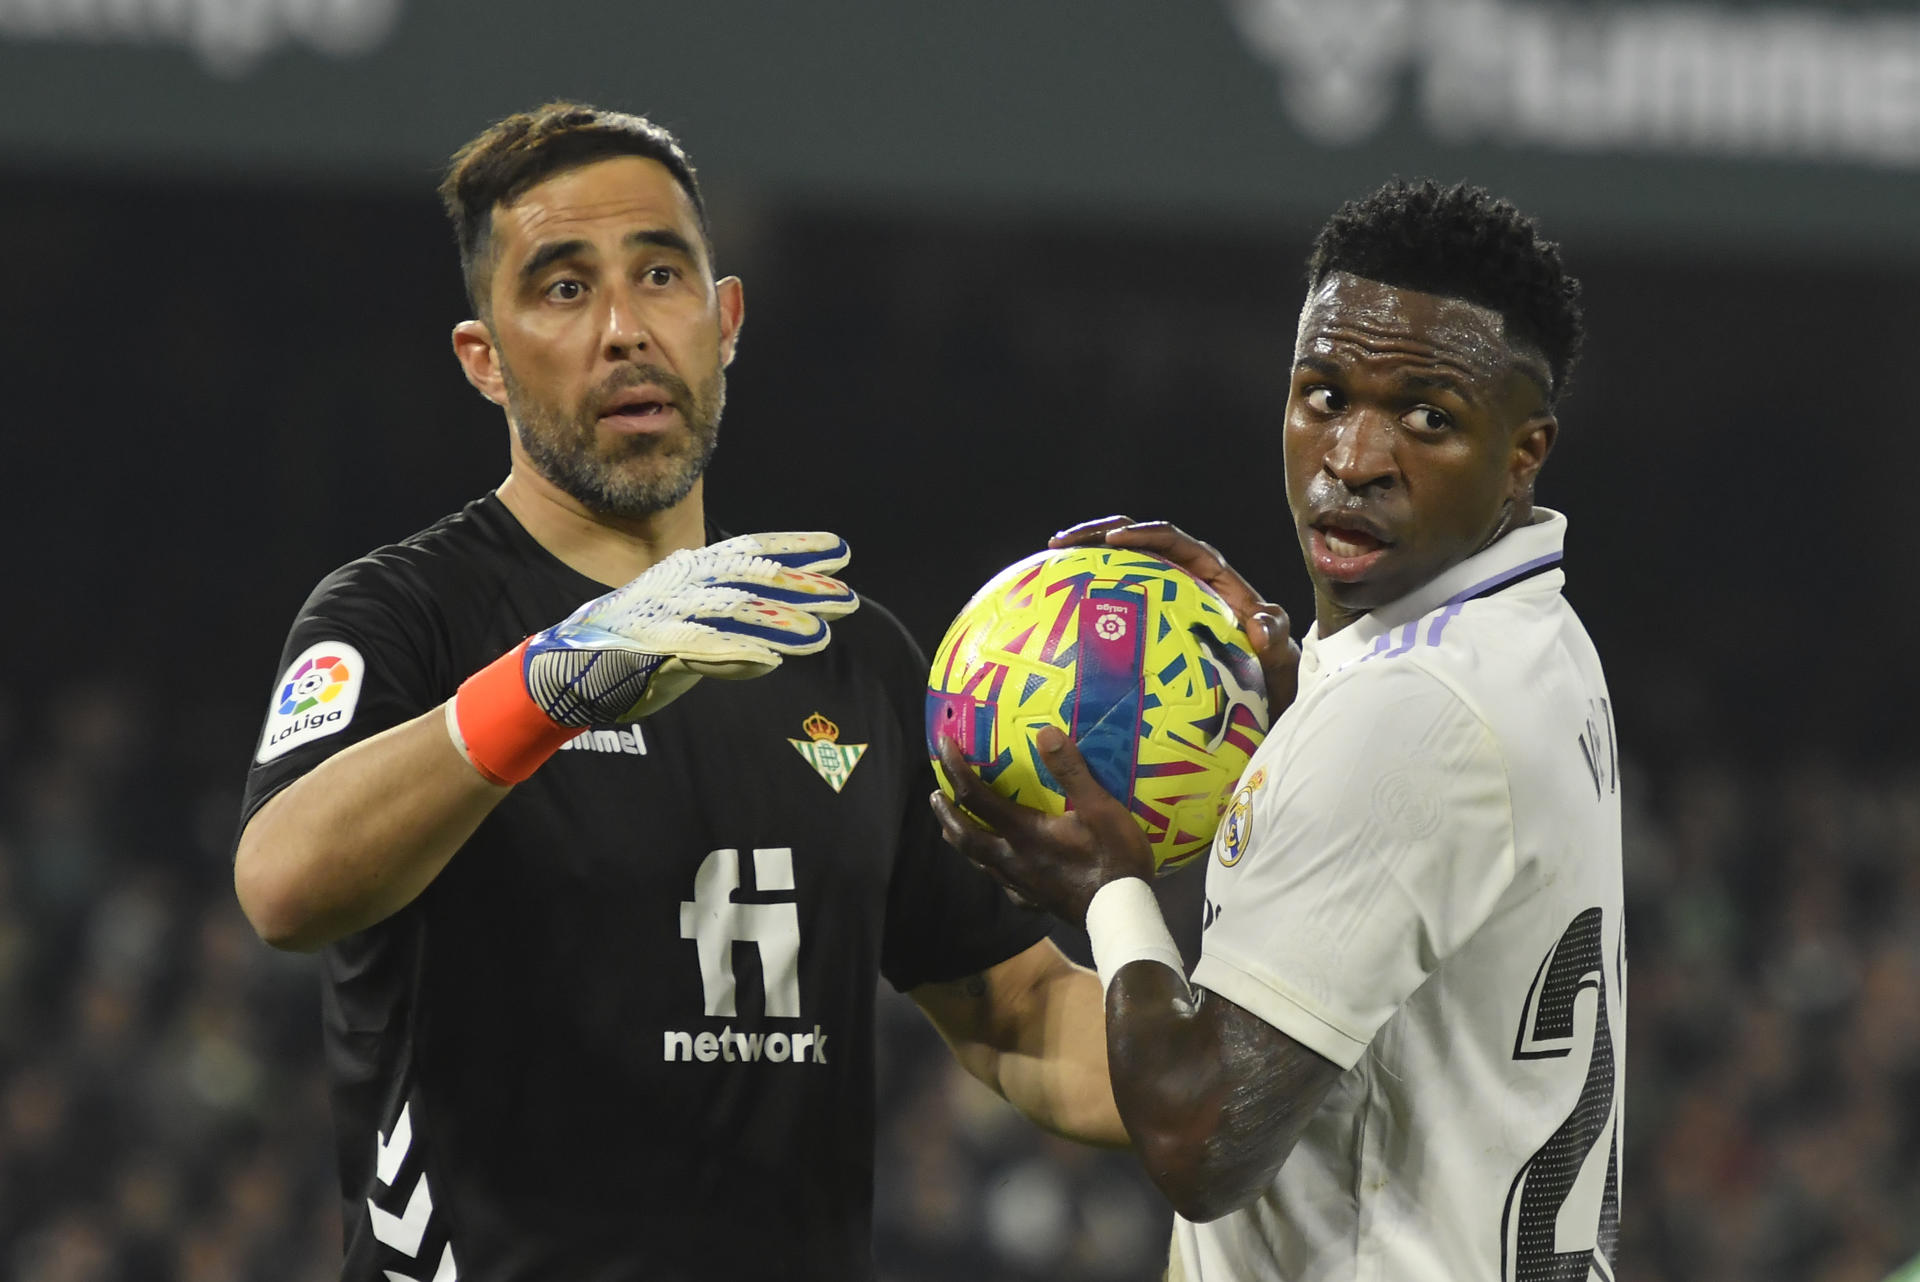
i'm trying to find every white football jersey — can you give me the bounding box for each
[1173,510,1624,1282]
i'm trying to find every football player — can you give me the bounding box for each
[234,102,1137,1282]
[937,180,1623,1281]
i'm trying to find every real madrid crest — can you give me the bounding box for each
[1218,768,1267,867]
[789,712,868,793]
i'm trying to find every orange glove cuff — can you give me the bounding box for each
[448,640,584,786]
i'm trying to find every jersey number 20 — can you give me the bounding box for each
[1501,906,1622,1282]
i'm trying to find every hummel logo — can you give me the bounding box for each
[369,1176,433,1257]
[375,1103,411,1186]
[1224,0,1414,144]
[1225,0,1920,170]
[558,723,648,756]
[367,1100,459,1282]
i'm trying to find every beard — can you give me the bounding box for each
[502,357,724,520]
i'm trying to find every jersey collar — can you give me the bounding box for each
[1301,508,1569,675]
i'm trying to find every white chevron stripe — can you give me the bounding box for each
[375,1103,412,1187]
[383,1242,457,1282]
[368,1174,433,1257]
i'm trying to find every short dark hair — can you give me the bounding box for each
[438,101,709,317]
[1305,179,1584,402]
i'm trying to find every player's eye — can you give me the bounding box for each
[644,265,679,287]
[1403,406,1452,433]
[1301,386,1343,414]
[547,279,585,302]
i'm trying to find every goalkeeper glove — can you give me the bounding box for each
[447,532,857,785]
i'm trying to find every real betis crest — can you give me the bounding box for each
[790,712,867,793]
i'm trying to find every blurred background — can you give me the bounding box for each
[2,1,1918,1279]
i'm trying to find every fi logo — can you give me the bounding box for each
[257,641,365,763]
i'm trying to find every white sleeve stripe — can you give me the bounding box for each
[1191,953,1367,1070]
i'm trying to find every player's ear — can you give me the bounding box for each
[716,276,745,368]
[452,320,508,406]
[1510,413,1556,498]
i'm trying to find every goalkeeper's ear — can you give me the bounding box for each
[452,320,508,408]
[717,275,745,368]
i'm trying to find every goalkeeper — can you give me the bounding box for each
[232,102,1130,1282]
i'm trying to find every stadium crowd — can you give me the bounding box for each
[0,676,1911,1281]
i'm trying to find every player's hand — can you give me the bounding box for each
[449,532,857,787]
[931,729,1154,928]
[1051,515,1300,713]
[525,531,858,725]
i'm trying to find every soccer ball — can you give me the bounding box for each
[925,546,1270,873]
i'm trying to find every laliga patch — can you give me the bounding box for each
[1217,768,1267,868]
[789,712,867,793]
[257,641,365,763]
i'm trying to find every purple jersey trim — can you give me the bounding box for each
[1359,552,1565,661]
[1425,552,1564,647]
[1444,552,1565,607]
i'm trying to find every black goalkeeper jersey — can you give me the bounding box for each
[238,494,1048,1282]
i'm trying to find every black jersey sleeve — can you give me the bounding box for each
[866,603,1051,991]
[237,552,452,834]
[880,764,1053,991]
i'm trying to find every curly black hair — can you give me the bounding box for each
[1306,179,1585,402]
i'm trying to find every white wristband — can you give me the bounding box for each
[1084,878,1187,998]
[444,699,470,760]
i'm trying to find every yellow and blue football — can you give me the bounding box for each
[926,546,1270,873]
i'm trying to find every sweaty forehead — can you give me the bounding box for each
[493,156,704,262]
[1294,272,1526,388]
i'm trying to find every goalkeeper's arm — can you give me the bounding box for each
[235,533,855,952]
[237,703,512,951]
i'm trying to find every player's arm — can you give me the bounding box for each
[236,709,510,950]
[1100,960,1339,1220]
[1049,516,1300,713]
[910,937,1126,1147]
[236,532,856,953]
[932,732,1340,1221]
